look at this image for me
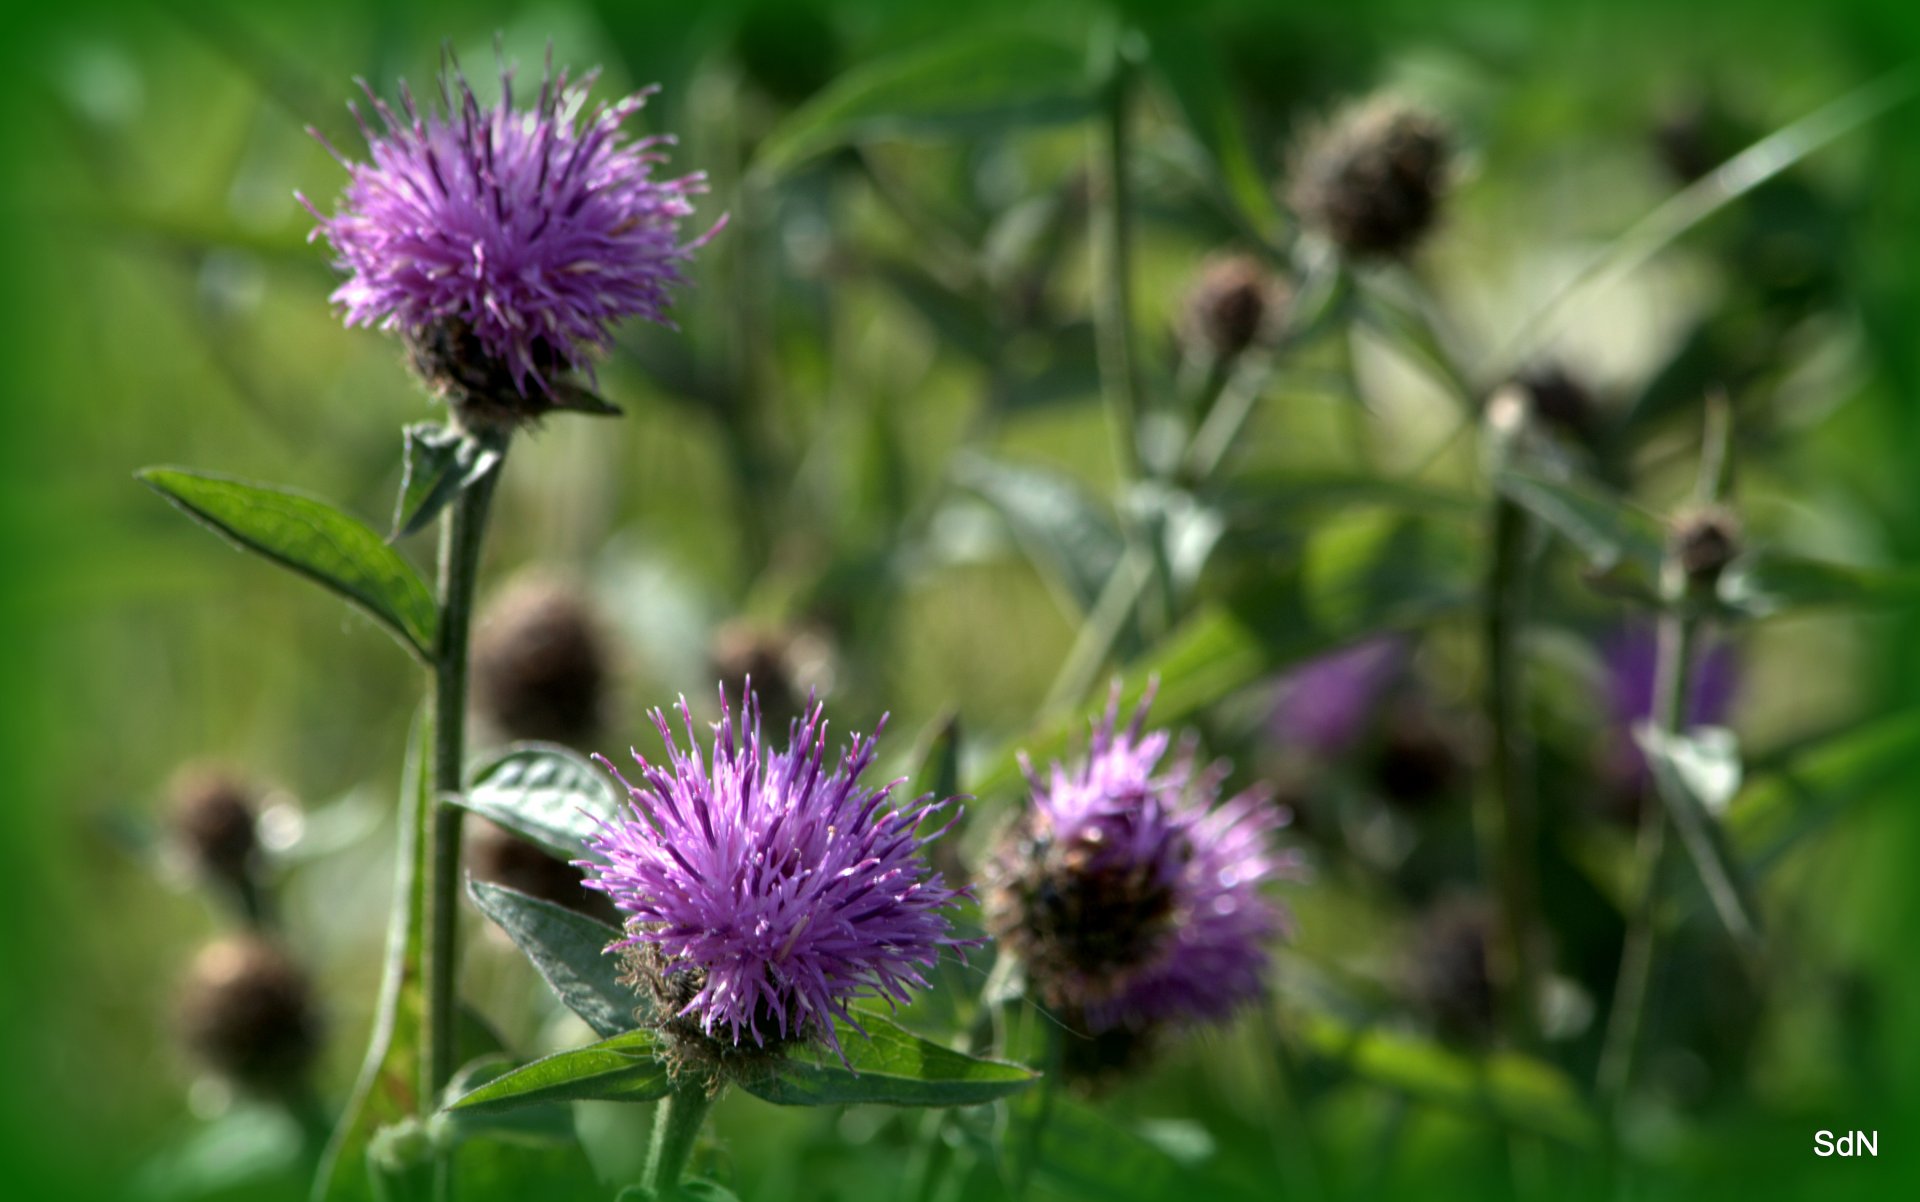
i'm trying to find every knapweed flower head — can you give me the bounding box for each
[988,684,1298,1037]
[582,686,970,1077]
[303,49,718,429]
[1287,96,1449,259]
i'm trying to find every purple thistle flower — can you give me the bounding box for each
[1268,635,1407,755]
[581,686,970,1066]
[988,686,1299,1036]
[302,49,719,419]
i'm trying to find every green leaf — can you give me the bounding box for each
[1732,709,1920,873]
[1495,469,1666,587]
[392,423,505,541]
[1022,1094,1253,1202]
[737,1011,1038,1107]
[1718,552,1920,618]
[1636,723,1764,956]
[314,712,433,1202]
[139,467,437,661]
[447,1030,672,1115]
[954,453,1125,618]
[753,32,1095,176]
[440,1056,579,1145]
[1136,16,1275,234]
[1294,1012,1598,1146]
[465,879,637,1038]
[456,744,623,863]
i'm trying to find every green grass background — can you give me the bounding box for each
[3,0,1920,1198]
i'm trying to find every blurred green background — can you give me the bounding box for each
[4,0,1920,1199]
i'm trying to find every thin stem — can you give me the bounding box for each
[1480,494,1542,1045]
[1595,608,1695,1124]
[424,450,504,1195]
[641,1084,717,1198]
[1011,1021,1064,1198]
[1090,34,1144,486]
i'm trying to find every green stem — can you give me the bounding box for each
[1012,1022,1064,1198]
[641,1084,716,1198]
[424,451,504,1194]
[1481,494,1542,1045]
[1090,34,1144,487]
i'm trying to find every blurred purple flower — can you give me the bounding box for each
[991,687,1298,1034]
[582,687,969,1063]
[1601,625,1738,783]
[1269,636,1407,754]
[302,52,718,401]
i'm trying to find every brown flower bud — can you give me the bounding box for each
[177,937,322,1094]
[1516,363,1597,445]
[165,765,260,888]
[1183,254,1289,359]
[1670,505,1742,591]
[466,818,616,922]
[472,574,613,748]
[1287,98,1450,259]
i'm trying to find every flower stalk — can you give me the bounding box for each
[425,451,504,1188]
[640,1084,716,1198]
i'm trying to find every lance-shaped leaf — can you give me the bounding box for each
[140,468,437,661]
[1718,552,1920,619]
[466,879,638,1039]
[392,423,506,540]
[1732,709,1920,873]
[753,32,1094,176]
[439,1057,576,1145]
[456,744,623,863]
[955,452,1126,619]
[313,714,433,1202]
[446,1030,672,1115]
[738,1011,1037,1107]
[1495,469,1666,590]
[1636,723,1764,957]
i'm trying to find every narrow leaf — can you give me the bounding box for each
[441,1057,576,1145]
[753,32,1094,176]
[313,713,433,1202]
[447,1031,672,1115]
[457,744,623,863]
[466,880,637,1038]
[392,423,505,541]
[1718,552,1920,619]
[955,453,1125,618]
[140,468,437,660]
[1636,723,1764,957]
[738,1011,1037,1107]
[1496,469,1665,584]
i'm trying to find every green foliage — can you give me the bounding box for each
[392,424,505,541]
[139,468,438,661]
[455,745,623,864]
[447,1031,674,1115]
[736,1012,1039,1107]
[465,881,636,1040]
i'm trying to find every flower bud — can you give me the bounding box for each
[471,574,613,747]
[1372,699,1474,810]
[165,765,260,888]
[466,818,615,922]
[707,621,832,735]
[1182,254,1289,360]
[1516,363,1597,446]
[1669,505,1742,593]
[176,937,322,1094]
[1287,98,1450,259]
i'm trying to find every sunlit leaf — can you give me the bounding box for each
[392,423,505,541]
[1636,723,1763,955]
[456,744,623,863]
[737,1011,1037,1107]
[465,880,637,1039]
[447,1030,672,1115]
[140,468,438,661]
[1495,469,1665,585]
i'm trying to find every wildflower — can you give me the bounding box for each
[581,687,970,1079]
[303,51,719,430]
[1182,253,1289,360]
[987,686,1297,1035]
[1287,97,1449,259]
[177,937,322,1094]
[471,573,613,747]
[1269,637,1406,757]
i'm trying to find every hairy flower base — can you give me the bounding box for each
[617,942,807,1092]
